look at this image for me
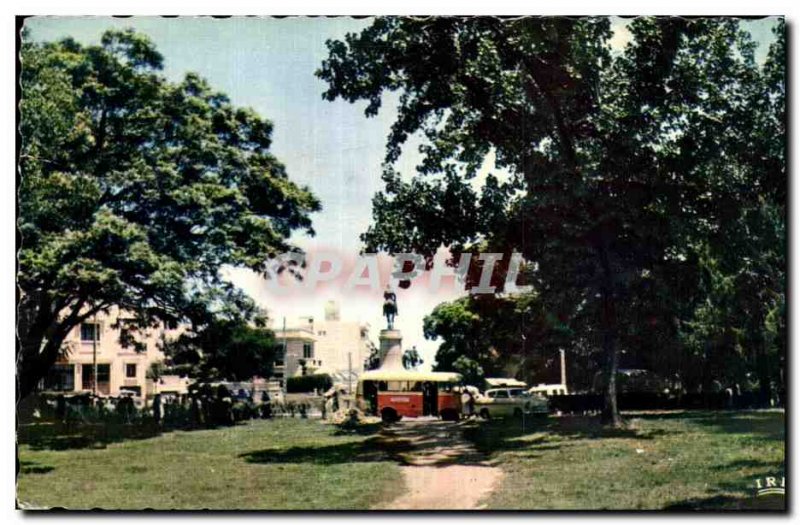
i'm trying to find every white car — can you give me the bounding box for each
[475,387,549,419]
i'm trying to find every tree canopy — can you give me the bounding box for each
[18,29,320,399]
[424,294,558,377]
[161,316,279,382]
[319,17,785,424]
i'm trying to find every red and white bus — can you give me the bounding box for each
[356,370,463,423]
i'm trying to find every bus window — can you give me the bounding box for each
[386,381,416,391]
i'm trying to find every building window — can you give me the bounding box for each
[303,342,314,359]
[43,364,74,391]
[125,363,137,378]
[80,323,100,342]
[82,364,110,392]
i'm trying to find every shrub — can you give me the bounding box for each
[232,400,258,421]
[332,408,367,429]
[286,374,333,393]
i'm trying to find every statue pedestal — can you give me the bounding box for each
[379,329,403,370]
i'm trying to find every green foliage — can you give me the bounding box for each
[286,374,333,394]
[319,17,786,416]
[164,319,278,382]
[451,356,485,387]
[146,361,165,382]
[425,294,560,381]
[18,29,319,398]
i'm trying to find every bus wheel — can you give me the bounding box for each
[381,408,398,424]
[479,408,491,420]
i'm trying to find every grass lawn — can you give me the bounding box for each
[17,410,785,510]
[17,418,400,510]
[465,410,785,510]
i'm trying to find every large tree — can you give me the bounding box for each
[671,19,786,403]
[18,29,320,400]
[423,294,560,380]
[161,313,279,382]
[319,17,785,425]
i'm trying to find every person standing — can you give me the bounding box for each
[260,390,272,419]
[152,393,162,427]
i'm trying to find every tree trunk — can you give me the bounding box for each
[17,295,98,402]
[750,313,773,408]
[17,330,65,402]
[598,236,624,427]
[17,332,49,402]
[600,295,624,427]
[756,342,773,408]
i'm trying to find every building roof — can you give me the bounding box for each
[359,370,462,383]
[485,377,528,388]
[272,328,316,341]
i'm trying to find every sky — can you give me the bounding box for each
[23,16,780,370]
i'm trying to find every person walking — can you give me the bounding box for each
[461,388,475,418]
[466,389,476,418]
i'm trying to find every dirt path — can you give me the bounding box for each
[373,419,503,510]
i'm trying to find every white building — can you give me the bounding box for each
[40,306,183,397]
[271,301,374,383]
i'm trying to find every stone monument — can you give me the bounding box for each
[379,285,403,370]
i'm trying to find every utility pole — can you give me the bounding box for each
[560,348,567,392]
[92,316,98,397]
[348,352,352,395]
[282,316,287,393]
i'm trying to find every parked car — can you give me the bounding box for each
[474,387,549,419]
[118,389,145,408]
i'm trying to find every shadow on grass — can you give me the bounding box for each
[241,420,484,468]
[18,422,166,451]
[463,415,671,456]
[664,494,785,511]
[712,458,786,472]
[634,410,785,442]
[331,422,383,437]
[377,420,488,467]
[17,420,240,451]
[18,460,55,475]
[240,438,390,465]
